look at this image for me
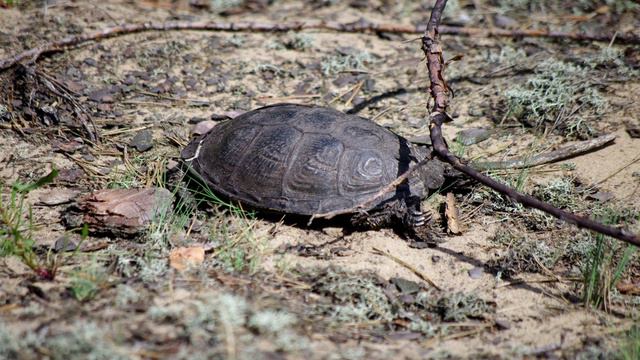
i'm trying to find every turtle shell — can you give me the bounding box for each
[181,104,444,215]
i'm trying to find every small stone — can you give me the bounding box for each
[330,246,353,257]
[407,240,433,249]
[192,120,217,136]
[363,78,376,92]
[64,187,173,236]
[37,189,79,206]
[456,128,491,145]
[407,117,427,128]
[211,113,233,121]
[166,159,179,171]
[495,319,511,330]
[57,167,84,183]
[54,237,78,252]
[184,77,198,89]
[493,14,518,29]
[587,191,614,202]
[188,116,208,124]
[626,121,640,138]
[391,277,421,294]
[467,108,484,117]
[399,294,416,304]
[130,130,154,152]
[332,74,357,87]
[88,88,114,103]
[468,266,484,279]
[123,75,136,85]
[431,255,441,263]
[408,135,432,146]
[322,227,343,238]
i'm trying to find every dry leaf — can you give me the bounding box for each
[169,246,205,271]
[616,281,640,295]
[445,192,462,235]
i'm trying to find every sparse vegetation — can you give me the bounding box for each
[618,326,640,360]
[497,0,638,15]
[268,33,315,51]
[505,59,607,139]
[0,320,127,360]
[178,169,268,274]
[486,228,557,278]
[302,267,493,336]
[321,50,375,75]
[0,169,62,279]
[70,258,108,302]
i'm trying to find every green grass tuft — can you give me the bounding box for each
[582,208,638,310]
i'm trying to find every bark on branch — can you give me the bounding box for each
[423,0,639,247]
[2,19,639,71]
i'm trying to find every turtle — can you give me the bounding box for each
[180,103,450,237]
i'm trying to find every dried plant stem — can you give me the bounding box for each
[371,247,441,290]
[473,133,617,171]
[2,19,638,71]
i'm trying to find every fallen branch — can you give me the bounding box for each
[473,133,617,171]
[2,19,639,71]
[423,0,639,247]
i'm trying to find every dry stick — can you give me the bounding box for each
[472,133,617,171]
[422,0,640,247]
[371,247,441,290]
[2,19,639,71]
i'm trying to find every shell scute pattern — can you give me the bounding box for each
[182,104,439,215]
[283,134,343,198]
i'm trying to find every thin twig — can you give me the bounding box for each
[422,0,640,247]
[371,246,441,290]
[593,154,640,187]
[2,19,638,71]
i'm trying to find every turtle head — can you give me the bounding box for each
[410,143,447,193]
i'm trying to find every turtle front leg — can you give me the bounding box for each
[350,199,409,229]
[402,198,443,246]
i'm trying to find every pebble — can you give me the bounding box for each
[626,121,640,138]
[495,318,511,330]
[192,120,217,136]
[468,266,484,279]
[456,128,491,146]
[391,277,421,294]
[54,237,78,252]
[130,130,154,152]
[37,189,79,206]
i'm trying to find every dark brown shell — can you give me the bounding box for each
[181,104,444,215]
